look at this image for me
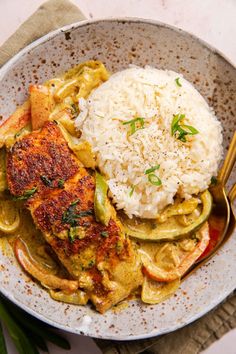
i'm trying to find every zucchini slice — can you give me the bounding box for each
[123,190,212,241]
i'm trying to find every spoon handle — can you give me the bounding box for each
[228,184,236,203]
[218,132,236,186]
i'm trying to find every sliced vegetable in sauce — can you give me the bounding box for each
[141,277,180,304]
[171,114,199,142]
[140,222,209,282]
[49,289,88,305]
[156,197,199,223]
[0,200,20,234]
[175,77,182,87]
[123,190,212,241]
[0,148,7,192]
[122,117,145,135]
[94,172,111,226]
[14,238,79,292]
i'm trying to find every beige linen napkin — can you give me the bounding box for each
[0,1,235,353]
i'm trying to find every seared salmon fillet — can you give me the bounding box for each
[7,121,142,313]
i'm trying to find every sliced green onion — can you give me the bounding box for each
[144,165,160,175]
[171,114,185,136]
[101,231,109,238]
[175,77,182,87]
[171,114,199,142]
[181,124,199,135]
[148,173,162,186]
[129,185,135,197]
[122,117,145,135]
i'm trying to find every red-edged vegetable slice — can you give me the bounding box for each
[30,85,54,130]
[140,222,210,282]
[14,238,78,292]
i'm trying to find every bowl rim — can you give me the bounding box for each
[0,17,235,79]
[0,17,235,340]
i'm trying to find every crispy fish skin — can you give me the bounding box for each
[7,121,142,313]
[7,121,79,196]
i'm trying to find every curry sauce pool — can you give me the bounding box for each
[0,60,223,312]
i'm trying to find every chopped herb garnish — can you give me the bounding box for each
[77,210,93,218]
[13,187,37,201]
[62,199,93,227]
[129,185,135,197]
[175,77,182,87]
[116,241,123,254]
[145,165,160,175]
[68,226,77,243]
[122,117,145,135]
[88,260,95,268]
[58,179,65,188]
[71,104,79,118]
[40,175,53,187]
[211,176,217,185]
[148,173,162,186]
[70,199,80,206]
[62,199,80,227]
[14,131,21,139]
[101,231,108,238]
[171,114,199,142]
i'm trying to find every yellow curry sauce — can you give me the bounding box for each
[0,60,219,311]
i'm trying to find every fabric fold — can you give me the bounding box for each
[0,0,85,67]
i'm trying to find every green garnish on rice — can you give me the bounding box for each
[175,77,182,87]
[129,185,135,197]
[145,165,162,186]
[171,114,199,142]
[122,117,145,135]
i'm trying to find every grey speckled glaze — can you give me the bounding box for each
[0,19,235,340]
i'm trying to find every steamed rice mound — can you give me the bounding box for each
[76,66,223,219]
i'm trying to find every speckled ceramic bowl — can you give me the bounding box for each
[0,19,235,340]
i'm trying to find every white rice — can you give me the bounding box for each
[75,66,223,219]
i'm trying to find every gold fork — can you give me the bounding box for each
[196,132,236,263]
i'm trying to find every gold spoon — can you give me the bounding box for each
[196,132,236,263]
